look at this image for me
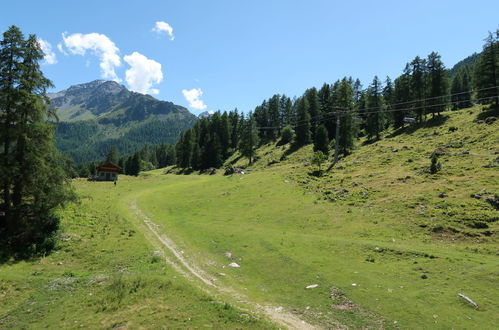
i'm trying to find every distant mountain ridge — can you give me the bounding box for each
[49,80,197,163]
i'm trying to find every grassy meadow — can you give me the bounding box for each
[1,106,498,329]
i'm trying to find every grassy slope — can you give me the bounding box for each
[1,106,497,329]
[0,177,274,329]
[137,106,498,329]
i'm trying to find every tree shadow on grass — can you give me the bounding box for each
[388,115,450,138]
[280,142,303,160]
[0,240,48,265]
[228,154,244,165]
[476,104,499,120]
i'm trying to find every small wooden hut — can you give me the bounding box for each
[95,162,122,181]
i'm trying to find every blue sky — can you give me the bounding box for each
[1,0,498,114]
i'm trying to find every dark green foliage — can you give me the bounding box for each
[311,151,327,173]
[106,146,119,164]
[239,114,259,164]
[0,26,74,258]
[449,52,480,78]
[451,68,473,109]
[430,153,441,174]
[125,153,141,176]
[475,30,499,109]
[410,56,428,122]
[365,76,385,140]
[305,88,321,136]
[55,117,196,164]
[392,65,412,128]
[280,125,294,144]
[313,125,329,155]
[295,97,311,145]
[426,52,449,116]
[336,78,357,155]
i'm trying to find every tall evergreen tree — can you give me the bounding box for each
[365,76,385,140]
[313,125,329,155]
[239,114,259,164]
[410,56,428,122]
[0,26,74,256]
[336,78,357,155]
[383,76,394,125]
[305,88,320,137]
[426,51,449,116]
[392,64,412,128]
[475,30,499,110]
[295,97,311,145]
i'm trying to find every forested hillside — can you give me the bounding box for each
[50,81,197,164]
[169,31,498,173]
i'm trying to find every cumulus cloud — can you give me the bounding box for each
[56,43,68,55]
[37,38,57,65]
[152,21,175,40]
[124,52,163,95]
[182,88,207,110]
[62,32,121,81]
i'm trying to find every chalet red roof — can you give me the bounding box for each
[96,162,122,172]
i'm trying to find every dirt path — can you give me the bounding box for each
[130,200,321,330]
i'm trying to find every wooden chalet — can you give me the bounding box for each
[96,162,122,181]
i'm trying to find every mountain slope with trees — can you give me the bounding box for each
[169,30,497,173]
[49,80,197,164]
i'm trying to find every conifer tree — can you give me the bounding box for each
[306,88,320,137]
[313,125,329,155]
[365,76,385,140]
[392,65,412,128]
[239,114,259,164]
[410,56,428,122]
[336,78,357,155]
[0,26,74,256]
[426,52,449,116]
[295,97,311,145]
[383,76,394,125]
[475,30,499,110]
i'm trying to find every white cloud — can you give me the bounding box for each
[37,38,57,65]
[182,88,207,110]
[56,43,68,55]
[124,52,163,95]
[152,21,175,40]
[62,32,121,81]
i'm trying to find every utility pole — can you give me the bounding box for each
[334,116,340,164]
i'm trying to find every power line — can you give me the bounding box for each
[254,86,498,130]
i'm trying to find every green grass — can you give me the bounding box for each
[0,177,274,329]
[137,107,498,328]
[1,106,497,329]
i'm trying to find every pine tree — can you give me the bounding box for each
[392,65,412,128]
[451,71,463,110]
[131,152,141,176]
[295,97,311,145]
[0,26,74,256]
[410,56,428,122]
[313,125,329,155]
[475,30,499,110]
[365,76,385,141]
[306,88,320,137]
[383,76,394,125]
[426,52,449,116]
[337,78,357,155]
[267,95,280,140]
[239,114,259,164]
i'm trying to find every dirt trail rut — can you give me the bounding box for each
[130,200,320,330]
